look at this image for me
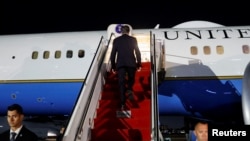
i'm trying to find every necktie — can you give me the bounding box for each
[10,132,16,141]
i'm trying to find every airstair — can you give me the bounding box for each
[60,25,163,141]
[90,62,151,141]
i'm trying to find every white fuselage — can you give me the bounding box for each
[0,24,249,122]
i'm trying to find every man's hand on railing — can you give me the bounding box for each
[137,67,141,72]
[111,69,117,74]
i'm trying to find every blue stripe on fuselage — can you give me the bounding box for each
[0,82,83,116]
[158,78,242,122]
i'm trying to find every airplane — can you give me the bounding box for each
[0,21,249,134]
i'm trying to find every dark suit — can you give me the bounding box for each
[110,34,141,106]
[111,34,141,69]
[0,125,38,141]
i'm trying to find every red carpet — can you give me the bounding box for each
[91,62,151,141]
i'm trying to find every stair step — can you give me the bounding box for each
[100,91,151,100]
[98,99,151,109]
[91,62,151,141]
[96,106,150,118]
[91,128,151,141]
[104,83,149,91]
[104,78,150,87]
[100,92,151,100]
[94,117,150,129]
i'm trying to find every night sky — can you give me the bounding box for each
[1,1,250,35]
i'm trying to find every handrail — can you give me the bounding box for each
[73,36,107,140]
[72,33,116,140]
[59,35,105,140]
[60,33,113,141]
[74,32,115,133]
[150,32,161,141]
[71,32,115,141]
[84,36,105,87]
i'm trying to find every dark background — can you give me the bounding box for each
[0,0,250,35]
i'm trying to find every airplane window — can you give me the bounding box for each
[55,50,61,59]
[32,51,38,59]
[242,45,250,54]
[191,46,198,55]
[78,50,85,58]
[216,45,224,55]
[67,50,73,58]
[43,51,50,59]
[203,46,211,55]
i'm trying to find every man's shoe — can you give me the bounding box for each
[121,105,125,110]
[127,90,134,101]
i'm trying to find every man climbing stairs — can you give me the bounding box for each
[91,62,151,141]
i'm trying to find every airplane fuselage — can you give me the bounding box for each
[0,31,106,115]
[0,23,249,123]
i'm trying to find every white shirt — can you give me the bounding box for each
[10,125,23,140]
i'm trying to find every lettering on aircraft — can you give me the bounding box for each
[163,28,250,40]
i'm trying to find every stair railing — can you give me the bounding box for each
[150,32,163,141]
[61,33,114,141]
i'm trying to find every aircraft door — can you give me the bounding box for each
[107,24,133,38]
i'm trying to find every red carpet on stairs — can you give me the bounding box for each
[91,62,151,141]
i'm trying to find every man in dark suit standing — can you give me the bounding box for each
[110,25,142,110]
[0,103,38,141]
